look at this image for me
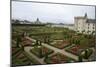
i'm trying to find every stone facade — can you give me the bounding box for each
[74,13,96,35]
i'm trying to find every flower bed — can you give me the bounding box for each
[12,48,21,55]
[12,47,39,65]
[45,53,75,64]
[21,37,33,46]
[12,52,32,66]
[30,46,54,58]
[50,40,70,49]
[65,45,81,55]
[12,48,23,58]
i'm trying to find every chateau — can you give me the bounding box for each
[74,13,96,35]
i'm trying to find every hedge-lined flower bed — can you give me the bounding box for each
[50,40,70,49]
[30,46,54,58]
[12,47,39,65]
[44,53,75,64]
[12,52,32,66]
[65,45,81,55]
[12,48,23,58]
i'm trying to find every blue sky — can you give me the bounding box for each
[12,1,95,24]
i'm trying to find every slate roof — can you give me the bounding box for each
[74,17,85,19]
[86,19,96,23]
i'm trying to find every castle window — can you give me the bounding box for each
[93,27,95,29]
[93,24,95,26]
[88,23,90,26]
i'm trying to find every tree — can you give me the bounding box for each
[45,54,48,59]
[14,19,20,24]
[16,36,21,47]
[35,40,39,46]
[78,55,83,62]
[42,33,51,44]
[76,39,80,45]
[81,49,93,59]
[39,41,42,46]
[22,45,24,51]
[21,32,26,37]
[62,31,68,40]
[84,50,88,59]
[44,54,49,62]
[39,46,42,58]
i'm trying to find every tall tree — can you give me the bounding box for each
[16,36,21,47]
[78,55,83,62]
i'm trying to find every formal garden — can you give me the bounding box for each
[12,25,96,65]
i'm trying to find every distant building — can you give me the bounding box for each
[34,18,41,24]
[74,13,96,34]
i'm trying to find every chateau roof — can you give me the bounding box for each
[86,19,96,23]
[74,16,96,23]
[74,16,86,19]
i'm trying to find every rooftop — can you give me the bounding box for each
[86,19,96,23]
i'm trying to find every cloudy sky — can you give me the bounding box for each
[12,1,95,24]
